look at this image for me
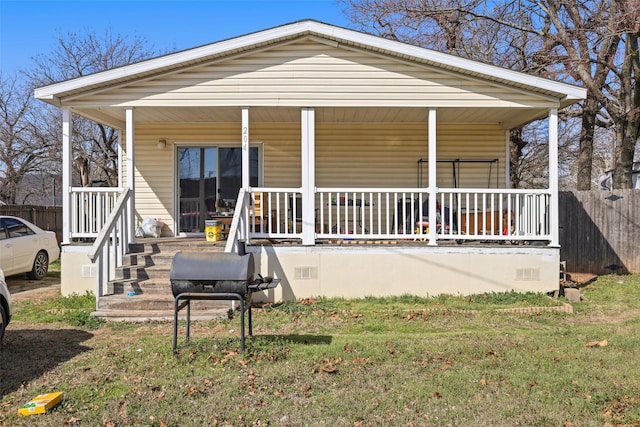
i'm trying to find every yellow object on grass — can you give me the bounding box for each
[18,392,63,416]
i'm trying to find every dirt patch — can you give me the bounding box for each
[564,272,598,286]
[5,274,61,304]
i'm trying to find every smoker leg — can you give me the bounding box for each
[239,297,245,352]
[185,300,191,344]
[248,304,253,336]
[173,297,179,354]
[173,293,249,353]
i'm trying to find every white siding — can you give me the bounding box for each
[133,123,303,234]
[75,39,554,109]
[316,123,505,189]
[132,122,504,235]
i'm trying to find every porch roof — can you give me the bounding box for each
[34,20,586,130]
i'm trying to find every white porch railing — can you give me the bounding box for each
[244,187,304,240]
[87,188,132,302]
[70,187,123,238]
[243,187,552,244]
[437,188,551,241]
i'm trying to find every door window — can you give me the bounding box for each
[178,146,258,232]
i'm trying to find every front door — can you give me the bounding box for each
[178,146,258,233]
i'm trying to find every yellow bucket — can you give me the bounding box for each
[205,220,222,242]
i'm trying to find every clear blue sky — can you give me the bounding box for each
[0,0,350,75]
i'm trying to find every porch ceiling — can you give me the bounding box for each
[79,106,546,130]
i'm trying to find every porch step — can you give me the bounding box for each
[128,238,227,254]
[97,292,233,311]
[95,237,229,321]
[92,307,230,322]
[108,278,173,295]
[115,265,171,281]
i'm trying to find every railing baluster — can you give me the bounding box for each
[237,187,551,243]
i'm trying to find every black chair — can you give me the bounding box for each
[288,196,303,233]
[415,199,456,233]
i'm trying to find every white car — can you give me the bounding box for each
[0,216,60,280]
[0,268,11,346]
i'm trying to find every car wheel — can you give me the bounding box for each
[27,250,49,280]
[0,303,6,348]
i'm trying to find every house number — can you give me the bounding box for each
[242,126,249,150]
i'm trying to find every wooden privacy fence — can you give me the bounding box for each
[0,205,63,241]
[559,190,640,275]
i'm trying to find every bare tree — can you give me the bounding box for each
[0,73,59,204]
[538,0,639,189]
[341,0,640,189]
[26,29,157,187]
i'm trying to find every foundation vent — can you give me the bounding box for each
[81,265,97,278]
[294,266,318,280]
[515,268,540,281]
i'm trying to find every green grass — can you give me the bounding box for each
[12,291,104,329]
[2,275,640,426]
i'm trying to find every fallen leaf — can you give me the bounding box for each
[433,391,442,398]
[321,364,339,374]
[480,377,487,386]
[64,417,81,425]
[585,339,608,348]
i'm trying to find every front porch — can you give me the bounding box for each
[58,184,559,307]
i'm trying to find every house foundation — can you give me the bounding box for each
[249,244,560,301]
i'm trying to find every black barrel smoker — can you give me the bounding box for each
[170,246,279,352]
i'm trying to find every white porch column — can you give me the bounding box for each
[428,108,437,246]
[117,131,123,188]
[241,108,250,189]
[505,131,511,189]
[301,107,315,245]
[548,108,559,246]
[125,107,136,243]
[241,107,250,243]
[61,107,72,244]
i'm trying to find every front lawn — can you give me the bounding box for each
[1,275,639,426]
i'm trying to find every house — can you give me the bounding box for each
[35,20,586,306]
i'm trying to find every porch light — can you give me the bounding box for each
[157,139,167,150]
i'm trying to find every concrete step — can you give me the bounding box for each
[121,252,175,268]
[92,308,229,322]
[108,278,172,295]
[115,264,171,281]
[128,238,226,255]
[97,292,234,312]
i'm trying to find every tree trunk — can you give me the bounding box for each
[75,156,91,187]
[613,32,640,189]
[576,94,598,190]
[509,129,528,188]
